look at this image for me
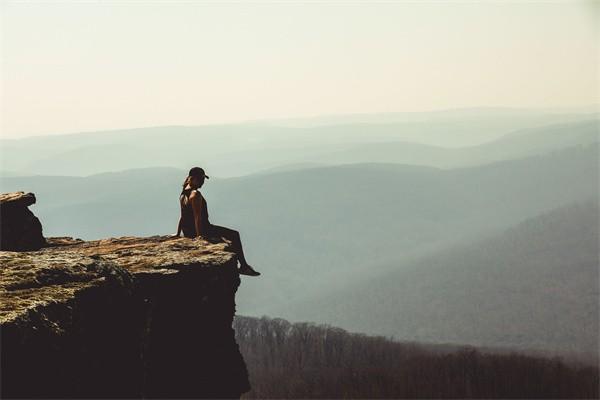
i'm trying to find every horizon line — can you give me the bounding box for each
[2,104,598,141]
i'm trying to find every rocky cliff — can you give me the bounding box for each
[0,192,46,251]
[0,192,250,398]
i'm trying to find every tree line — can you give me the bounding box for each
[234,315,599,398]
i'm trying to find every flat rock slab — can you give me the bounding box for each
[0,191,37,207]
[0,235,236,324]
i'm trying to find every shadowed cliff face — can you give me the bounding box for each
[0,235,250,399]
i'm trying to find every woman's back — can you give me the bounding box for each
[180,188,210,238]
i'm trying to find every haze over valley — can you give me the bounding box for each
[1,107,598,364]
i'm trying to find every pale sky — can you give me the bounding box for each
[1,1,598,138]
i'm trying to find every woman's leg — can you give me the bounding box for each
[207,224,260,275]
[207,224,249,266]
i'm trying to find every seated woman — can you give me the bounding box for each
[175,166,260,276]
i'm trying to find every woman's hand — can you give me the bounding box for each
[173,217,182,238]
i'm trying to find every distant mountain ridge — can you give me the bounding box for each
[1,111,596,177]
[313,119,598,169]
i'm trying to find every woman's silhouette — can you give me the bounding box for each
[174,167,260,276]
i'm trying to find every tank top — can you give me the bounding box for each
[180,188,210,238]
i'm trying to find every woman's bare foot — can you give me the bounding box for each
[239,263,261,276]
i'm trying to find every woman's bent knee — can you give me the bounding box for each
[209,224,239,239]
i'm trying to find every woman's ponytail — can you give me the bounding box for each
[181,175,191,195]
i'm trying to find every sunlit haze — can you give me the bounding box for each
[1,1,598,138]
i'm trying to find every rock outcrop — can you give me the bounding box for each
[1,231,250,397]
[0,191,46,251]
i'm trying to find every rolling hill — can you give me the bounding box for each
[281,199,600,360]
[307,119,598,168]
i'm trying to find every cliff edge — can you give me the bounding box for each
[0,192,250,398]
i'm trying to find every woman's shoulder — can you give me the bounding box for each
[180,187,200,199]
[188,189,203,199]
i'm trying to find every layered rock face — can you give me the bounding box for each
[1,228,250,397]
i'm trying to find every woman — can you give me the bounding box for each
[174,167,260,277]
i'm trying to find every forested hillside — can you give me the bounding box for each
[234,316,599,399]
[286,199,600,359]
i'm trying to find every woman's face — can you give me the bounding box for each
[190,176,204,188]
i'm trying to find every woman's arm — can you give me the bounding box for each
[175,216,182,237]
[190,192,205,238]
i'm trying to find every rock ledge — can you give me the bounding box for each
[1,234,250,398]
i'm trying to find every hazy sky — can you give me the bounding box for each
[1,1,598,138]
